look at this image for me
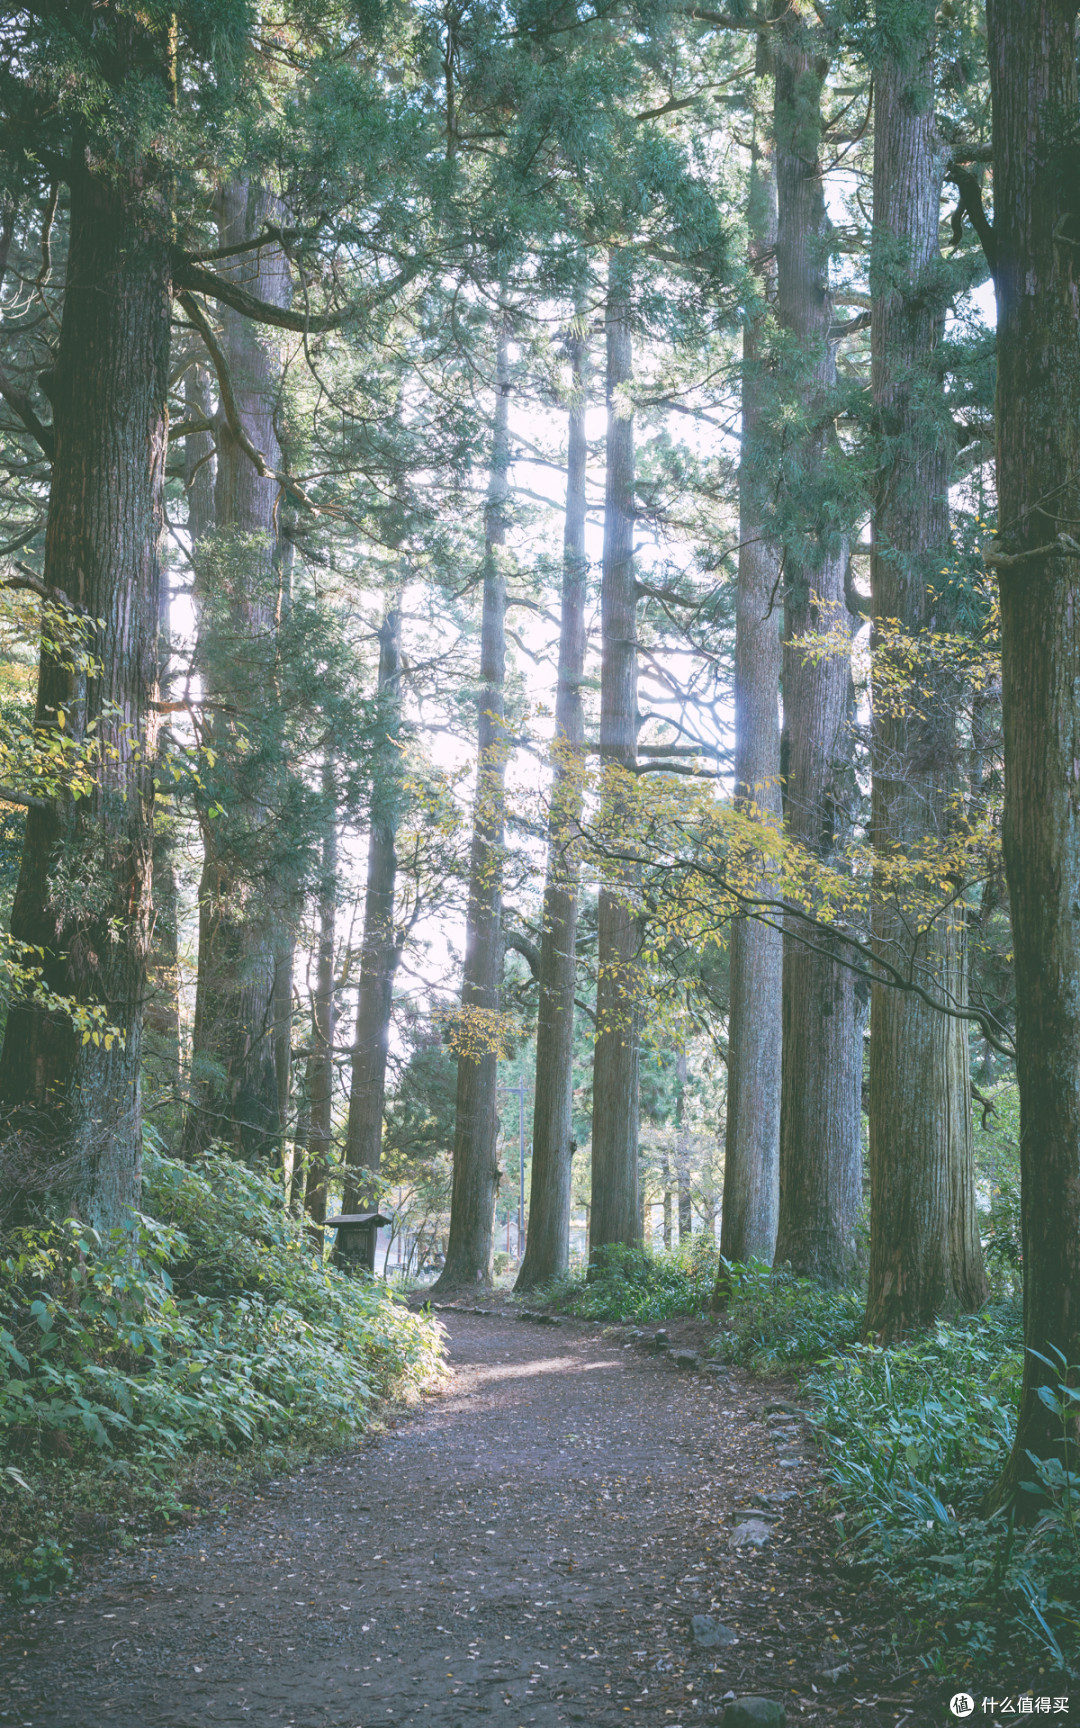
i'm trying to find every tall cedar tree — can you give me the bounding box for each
[0,13,174,1228]
[432,328,511,1291]
[341,602,405,1208]
[184,182,292,1160]
[863,3,986,1340]
[985,0,1080,1490]
[719,45,783,1274]
[515,329,588,1289]
[590,252,642,1256]
[772,7,864,1282]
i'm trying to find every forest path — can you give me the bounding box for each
[0,1312,923,1728]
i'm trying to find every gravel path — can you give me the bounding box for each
[0,1311,937,1727]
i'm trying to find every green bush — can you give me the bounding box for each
[808,1308,1079,1676]
[713,1262,1078,1677]
[537,1237,719,1322]
[710,1259,865,1370]
[0,1147,445,1595]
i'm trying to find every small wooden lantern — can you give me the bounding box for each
[324,1211,391,1273]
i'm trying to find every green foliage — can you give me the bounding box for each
[712,1263,1078,1676]
[0,1146,444,1595]
[810,1312,1079,1676]
[710,1260,865,1371]
[538,1237,718,1322]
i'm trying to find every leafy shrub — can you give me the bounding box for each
[710,1259,865,1371]
[808,1308,1080,1675]
[538,1237,719,1322]
[0,1147,445,1594]
[711,1265,1077,1676]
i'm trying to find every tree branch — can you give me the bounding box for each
[0,783,52,812]
[504,930,541,979]
[173,255,344,332]
[983,533,1080,570]
[1,563,84,613]
[945,163,998,277]
[178,292,321,514]
[0,365,55,459]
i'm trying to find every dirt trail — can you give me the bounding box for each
[0,1312,931,1728]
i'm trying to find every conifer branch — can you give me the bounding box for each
[945,163,998,276]
[0,366,54,459]
[178,291,322,515]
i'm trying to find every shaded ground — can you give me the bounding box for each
[1,1311,965,1726]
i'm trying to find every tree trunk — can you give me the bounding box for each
[863,7,986,1341]
[301,762,337,1229]
[985,0,1080,1491]
[185,181,290,1161]
[676,1049,692,1244]
[0,158,170,1229]
[515,332,588,1290]
[772,15,862,1284]
[341,604,404,1212]
[143,567,182,1104]
[432,329,511,1291]
[720,64,783,1273]
[589,253,641,1257]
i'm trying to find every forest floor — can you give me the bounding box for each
[0,1308,961,1728]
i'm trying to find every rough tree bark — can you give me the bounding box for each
[432,328,511,1291]
[0,156,170,1228]
[300,761,337,1229]
[515,330,588,1290]
[341,604,404,1211]
[772,12,863,1283]
[185,181,291,1161]
[863,5,986,1341]
[719,60,783,1274]
[589,253,642,1257]
[985,0,1080,1491]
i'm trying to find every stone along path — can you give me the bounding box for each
[0,1311,929,1728]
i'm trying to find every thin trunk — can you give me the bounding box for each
[143,363,214,1117]
[515,330,588,1290]
[341,604,404,1211]
[144,566,182,1102]
[184,362,216,543]
[772,14,862,1284]
[863,7,986,1341]
[676,1049,692,1244]
[589,253,641,1257]
[986,0,1080,1493]
[0,158,170,1228]
[432,328,511,1291]
[186,181,290,1161]
[662,1169,672,1252]
[720,63,783,1272]
[302,763,337,1229]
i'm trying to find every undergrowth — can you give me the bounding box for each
[0,1147,445,1599]
[716,1262,1079,1680]
[536,1237,718,1322]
